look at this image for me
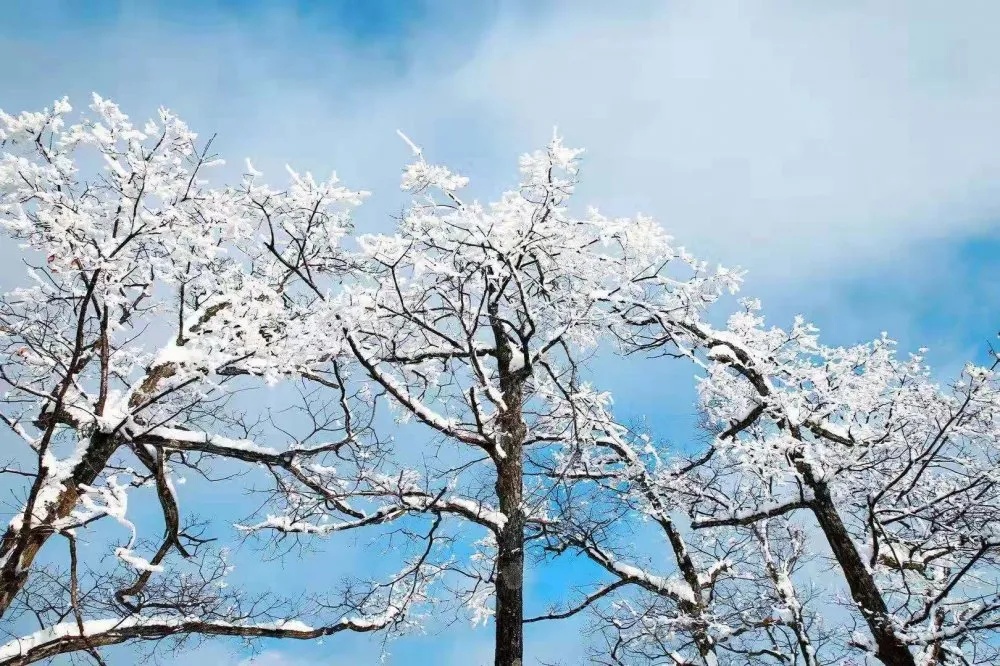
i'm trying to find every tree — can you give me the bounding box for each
[689,304,1000,666]
[0,96,430,664]
[573,299,1000,665]
[236,133,739,666]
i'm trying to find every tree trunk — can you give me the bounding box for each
[487,284,528,666]
[495,451,525,666]
[810,483,915,666]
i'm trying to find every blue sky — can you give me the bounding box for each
[2,1,1000,663]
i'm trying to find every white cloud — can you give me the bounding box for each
[448,1,1000,282]
[7,0,1000,291]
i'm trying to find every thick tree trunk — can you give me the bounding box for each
[809,483,915,666]
[495,451,525,666]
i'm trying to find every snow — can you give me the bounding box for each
[0,619,131,660]
[0,616,323,661]
[115,548,164,573]
[260,619,313,632]
[605,561,696,605]
[148,427,280,456]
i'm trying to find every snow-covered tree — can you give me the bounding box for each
[598,300,1000,666]
[235,133,739,666]
[0,97,430,664]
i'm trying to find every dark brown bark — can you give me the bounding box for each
[495,450,525,666]
[809,483,915,666]
[490,299,527,666]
